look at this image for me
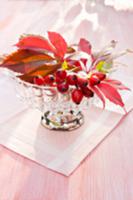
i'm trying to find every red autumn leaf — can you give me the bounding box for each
[19,63,61,82]
[78,38,92,55]
[15,35,55,52]
[48,31,67,58]
[104,79,124,85]
[22,54,54,63]
[114,85,130,90]
[23,54,55,73]
[97,82,125,107]
[90,86,105,109]
[104,79,130,91]
[0,49,54,74]
[1,49,42,66]
[0,49,40,73]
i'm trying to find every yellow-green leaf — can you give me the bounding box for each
[96,61,112,73]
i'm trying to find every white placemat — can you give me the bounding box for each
[0,73,133,176]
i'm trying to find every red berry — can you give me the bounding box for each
[57,82,69,93]
[66,74,77,85]
[92,72,106,81]
[89,75,100,86]
[44,75,55,85]
[34,75,45,85]
[71,89,83,104]
[82,87,94,98]
[55,70,67,83]
[77,77,88,87]
[55,76,64,84]
[56,69,67,80]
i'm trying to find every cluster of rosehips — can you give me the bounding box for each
[34,69,106,105]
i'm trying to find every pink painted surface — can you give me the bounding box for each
[0,0,133,199]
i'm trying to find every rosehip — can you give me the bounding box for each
[44,75,55,85]
[71,89,83,104]
[82,87,94,98]
[33,75,45,85]
[57,82,69,93]
[92,72,106,81]
[77,77,88,87]
[56,69,67,80]
[55,76,64,84]
[89,75,100,86]
[66,74,77,85]
[55,69,67,84]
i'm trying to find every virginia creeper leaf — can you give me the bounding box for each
[0,49,41,73]
[1,49,42,66]
[16,35,55,52]
[22,54,54,63]
[104,79,130,91]
[18,63,61,82]
[0,49,54,73]
[48,31,67,58]
[97,82,125,107]
[78,38,92,55]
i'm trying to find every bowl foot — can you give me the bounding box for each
[41,110,84,131]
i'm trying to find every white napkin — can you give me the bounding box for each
[0,106,130,176]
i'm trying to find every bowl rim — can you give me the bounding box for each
[2,68,75,91]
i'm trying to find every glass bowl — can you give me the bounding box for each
[4,69,91,131]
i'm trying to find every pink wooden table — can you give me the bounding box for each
[0,1,133,199]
